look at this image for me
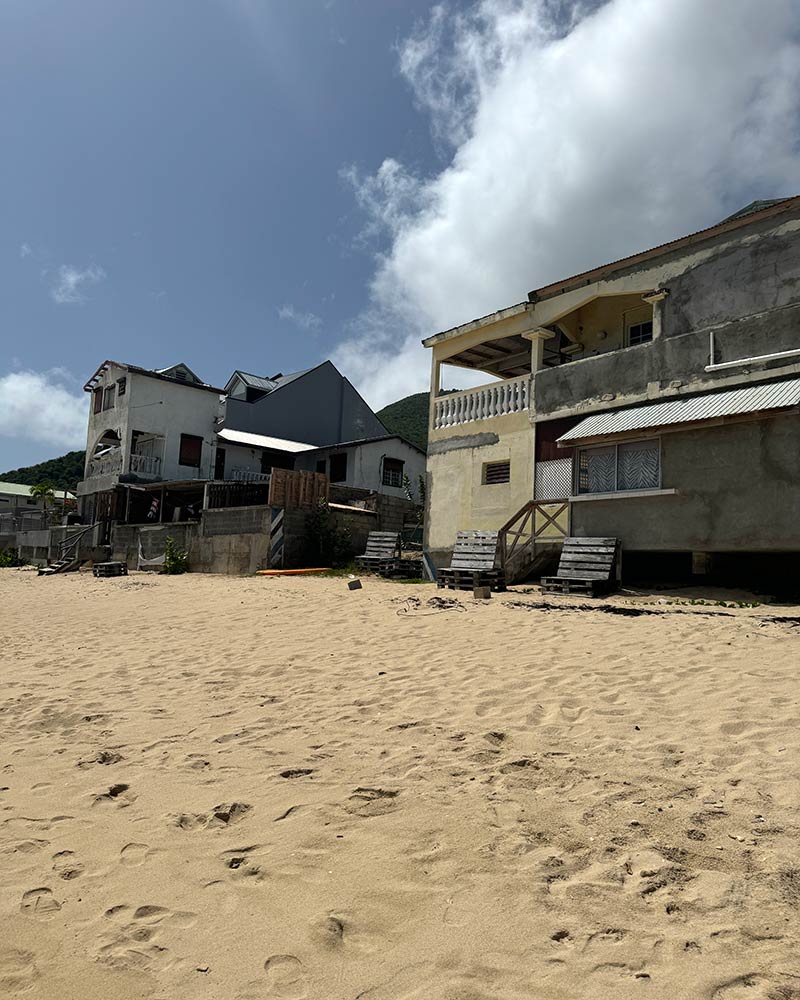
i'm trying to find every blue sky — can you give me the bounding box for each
[1,0,446,468]
[2,0,800,471]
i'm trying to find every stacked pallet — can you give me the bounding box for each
[541,537,618,596]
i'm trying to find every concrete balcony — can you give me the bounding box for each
[128,453,162,478]
[87,451,122,479]
[432,375,530,430]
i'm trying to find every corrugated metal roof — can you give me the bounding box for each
[217,428,317,452]
[0,481,77,499]
[557,377,800,443]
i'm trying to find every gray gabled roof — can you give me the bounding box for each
[557,377,800,443]
[226,367,313,394]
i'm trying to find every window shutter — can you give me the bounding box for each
[617,440,659,490]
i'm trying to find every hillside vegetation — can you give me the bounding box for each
[0,450,86,492]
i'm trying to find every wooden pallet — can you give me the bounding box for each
[380,559,423,579]
[438,568,506,591]
[541,537,618,596]
[437,530,506,591]
[355,532,401,574]
[92,561,129,578]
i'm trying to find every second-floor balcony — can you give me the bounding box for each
[432,375,531,430]
[87,450,122,479]
[129,452,162,478]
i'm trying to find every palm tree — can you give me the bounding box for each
[29,481,56,521]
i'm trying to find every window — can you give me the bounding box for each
[382,457,404,488]
[117,377,127,396]
[316,459,326,474]
[628,320,653,346]
[483,460,511,485]
[179,433,203,468]
[27,497,38,505]
[577,439,660,494]
[102,385,115,410]
[329,453,347,483]
[93,388,103,414]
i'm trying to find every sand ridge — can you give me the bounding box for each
[0,568,798,999]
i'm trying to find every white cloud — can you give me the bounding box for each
[277,303,322,330]
[19,242,32,258]
[50,263,106,304]
[335,0,800,407]
[0,370,87,450]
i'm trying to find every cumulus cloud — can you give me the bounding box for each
[19,242,32,258]
[335,0,800,407]
[50,263,106,304]
[277,303,322,331]
[0,370,87,449]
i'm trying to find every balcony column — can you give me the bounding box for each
[642,288,669,340]
[428,355,442,430]
[523,328,552,372]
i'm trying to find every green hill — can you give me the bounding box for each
[0,450,86,492]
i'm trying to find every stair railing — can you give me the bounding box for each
[498,499,571,583]
[56,523,97,564]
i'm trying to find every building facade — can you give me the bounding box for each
[423,196,800,575]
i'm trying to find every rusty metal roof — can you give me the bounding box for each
[557,377,800,443]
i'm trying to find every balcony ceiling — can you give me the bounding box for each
[445,334,531,378]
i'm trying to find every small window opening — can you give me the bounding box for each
[382,457,404,488]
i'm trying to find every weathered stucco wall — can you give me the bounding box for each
[570,413,800,551]
[532,215,800,419]
[425,409,533,561]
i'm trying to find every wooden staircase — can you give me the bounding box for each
[498,499,570,584]
[38,524,96,577]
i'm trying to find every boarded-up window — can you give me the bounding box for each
[483,460,510,485]
[179,433,203,468]
[93,388,103,414]
[382,457,404,488]
[117,377,127,396]
[329,453,347,483]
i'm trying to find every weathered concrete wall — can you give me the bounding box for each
[570,412,800,552]
[16,529,51,566]
[533,215,800,419]
[425,409,533,560]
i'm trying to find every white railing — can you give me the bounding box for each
[129,453,162,477]
[87,451,122,478]
[432,375,530,429]
[229,468,270,483]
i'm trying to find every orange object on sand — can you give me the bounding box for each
[256,568,331,576]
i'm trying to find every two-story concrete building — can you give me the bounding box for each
[423,196,800,582]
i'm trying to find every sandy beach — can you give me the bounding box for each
[1,568,798,999]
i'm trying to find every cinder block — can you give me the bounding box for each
[473,586,492,600]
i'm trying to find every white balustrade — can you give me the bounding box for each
[229,469,271,483]
[87,451,122,478]
[129,453,162,477]
[432,376,530,429]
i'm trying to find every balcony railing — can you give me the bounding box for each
[129,453,162,477]
[229,468,271,483]
[87,451,122,479]
[432,375,530,429]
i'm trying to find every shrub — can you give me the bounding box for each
[0,548,24,568]
[163,536,189,575]
[306,499,351,567]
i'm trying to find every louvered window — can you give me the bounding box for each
[483,460,511,485]
[577,440,660,494]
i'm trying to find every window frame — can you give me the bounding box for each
[382,457,404,488]
[93,387,103,414]
[626,319,654,347]
[576,437,661,495]
[328,453,347,484]
[482,460,511,486]
[102,385,115,411]
[178,433,204,469]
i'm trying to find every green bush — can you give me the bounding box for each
[306,499,351,567]
[163,536,189,575]
[0,548,24,568]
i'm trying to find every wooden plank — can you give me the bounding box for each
[554,568,610,580]
[563,537,616,546]
[559,553,615,565]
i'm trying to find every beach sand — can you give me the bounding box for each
[1,567,798,999]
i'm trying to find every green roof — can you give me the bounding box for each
[0,481,76,499]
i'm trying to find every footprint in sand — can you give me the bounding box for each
[120,842,151,867]
[0,947,38,993]
[20,887,61,919]
[93,783,136,807]
[98,904,197,972]
[263,955,308,998]
[52,850,84,880]
[344,788,400,818]
[711,975,780,998]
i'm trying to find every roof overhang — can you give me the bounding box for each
[422,302,532,349]
[557,377,800,445]
[217,428,317,452]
